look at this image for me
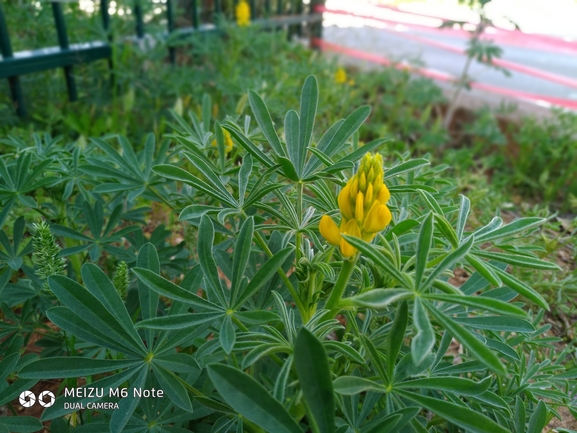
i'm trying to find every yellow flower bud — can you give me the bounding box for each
[319,215,341,247]
[363,203,392,234]
[318,152,393,258]
[367,167,375,183]
[365,183,373,208]
[334,67,347,84]
[235,0,251,26]
[338,183,353,220]
[377,184,390,204]
[340,219,361,258]
[350,178,359,201]
[355,192,364,224]
[359,172,367,193]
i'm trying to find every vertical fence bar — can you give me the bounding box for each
[277,0,283,15]
[265,0,270,17]
[214,0,221,24]
[166,0,175,64]
[310,0,323,47]
[295,0,302,36]
[249,0,256,19]
[191,0,199,29]
[51,2,78,101]
[100,0,115,88]
[0,2,25,116]
[134,0,144,38]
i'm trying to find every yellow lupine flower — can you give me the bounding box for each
[319,153,392,258]
[211,129,234,154]
[236,0,251,27]
[334,67,348,84]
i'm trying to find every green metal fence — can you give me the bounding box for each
[0,0,323,117]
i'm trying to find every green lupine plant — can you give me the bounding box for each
[1,77,575,433]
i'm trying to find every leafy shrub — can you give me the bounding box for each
[0,77,575,432]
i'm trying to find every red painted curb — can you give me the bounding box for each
[313,38,577,110]
[318,6,577,55]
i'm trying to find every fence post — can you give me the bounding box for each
[214,0,221,24]
[134,0,145,38]
[51,1,78,101]
[310,0,324,47]
[0,2,26,117]
[191,0,199,29]
[166,0,175,64]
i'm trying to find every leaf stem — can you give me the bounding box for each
[323,255,358,320]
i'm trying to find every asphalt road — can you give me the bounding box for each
[321,10,577,112]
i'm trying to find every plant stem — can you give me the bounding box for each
[295,181,303,261]
[323,255,358,320]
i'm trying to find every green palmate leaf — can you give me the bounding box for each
[418,190,443,215]
[198,216,228,307]
[132,267,223,311]
[238,154,253,205]
[47,307,140,355]
[298,75,318,175]
[452,316,535,333]
[473,250,560,271]
[207,364,301,433]
[385,159,430,178]
[220,315,236,355]
[415,213,433,289]
[360,335,388,384]
[184,152,236,204]
[488,264,549,310]
[456,194,470,242]
[342,289,414,310]
[41,368,139,421]
[230,217,254,305]
[427,306,506,375]
[294,328,335,433]
[527,400,547,433]
[153,164,237,207]
[278,156,300,182]
[465,254,502,286]
[110,365,147,433]
[474,217,544,243]
[515,396,526,433]
[388,301,409,379]
[233,247,293,309]
[179,204,221,220]
[421,235,474,292]
[333,376,385,395]
[424,294,528,318]
[135,312,224,330]
[412,298,435,366]
[285,110,301,176]
[136,243,160,349]
[304,105,372,177]
[396,390,509,433]
[224,125,274,168]
[19,358,140,378]
[0,416,43,433]
[150,364,192,411]
[248,90,285,157]
[47,275,146,355]
[341,235,410,287]
[365,407,420,433]
[395,377,491,396]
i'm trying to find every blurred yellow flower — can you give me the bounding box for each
[319,153,392,258]
[334,67,347,84]
[211,129,234,154]
[236,0,251,27]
